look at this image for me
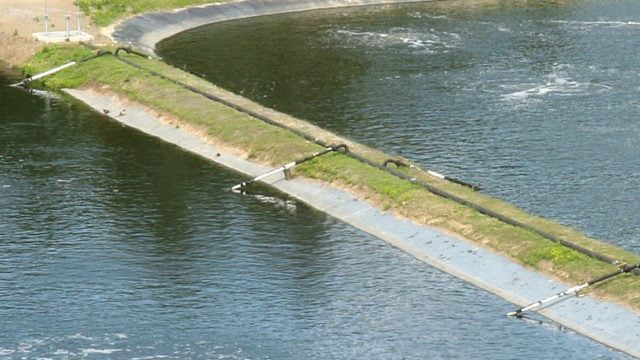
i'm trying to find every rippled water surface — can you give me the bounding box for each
[0,69,630,358]
[158,0,640,252]
[2,1,640,358]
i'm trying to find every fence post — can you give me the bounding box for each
[76,12,82,33]
[65,14,71,39]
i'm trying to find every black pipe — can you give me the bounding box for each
[587,263,640,285]
[383,158,481,191]
[78,49,112,63]
[508,263,639,316]
[232,143,348,192]
[84,43,624,267]
[114,46,130,57]
[446,176,482,191]
[292,143,348,173]
[288,143,348,167]
[383,159,408,168]
[114,46,153,59]
[371,160,619,264]
[330,143,349,152]
[81,43,152,60]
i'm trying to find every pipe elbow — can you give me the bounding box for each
[331,144,349,153]
[115,46,131,56]
[383,159,408,168]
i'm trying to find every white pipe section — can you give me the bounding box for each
[231,161,296,192]
[508,283,589,316]
[11,61,77,87]
[231,146,336,192]
[427,170,446,180]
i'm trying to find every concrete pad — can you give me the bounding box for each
[32,31,94,43]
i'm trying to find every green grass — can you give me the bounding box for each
[75,0,225,26]
[24,44,640,310]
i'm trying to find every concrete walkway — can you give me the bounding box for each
[65,88,640,358]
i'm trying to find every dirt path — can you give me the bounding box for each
[0,0,108,67]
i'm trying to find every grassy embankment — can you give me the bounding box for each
[75,0,225,26]
[23,44,640,310]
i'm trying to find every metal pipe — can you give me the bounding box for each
[11,49,111,87]
[11,61,77,87]
[383,159,408,168]
[115,46,153,59]
[383,158,481,190]
[231,144,348,192]
[507,263,640,317]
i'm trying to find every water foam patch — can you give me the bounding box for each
[500,73,612,102]
[80,348,122,356]
[252,194,297,214]
[544,20,640,29]
[407,12,448,20]
[330,27,461,53]
[0,348,15,356]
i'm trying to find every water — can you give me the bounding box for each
[0,73,626,359]
[157,0,640,253]
[0,71,630,357]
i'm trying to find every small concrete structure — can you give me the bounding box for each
[33,30,94,43]
[32,13,93,43]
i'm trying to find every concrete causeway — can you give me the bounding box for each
[65,88,640,358]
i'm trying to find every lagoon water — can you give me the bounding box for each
[158,0,640,253]
[1,1,639,359]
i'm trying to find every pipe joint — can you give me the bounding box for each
[330,144,349,153]
[383,159,409,168]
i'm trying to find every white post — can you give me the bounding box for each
[76,12,82,34]
[65,14,71,39]
[10,61,78,87]
[43,0,49,35]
